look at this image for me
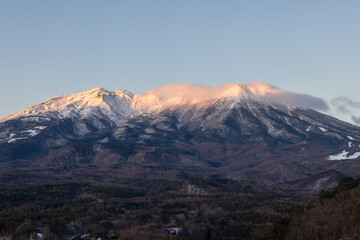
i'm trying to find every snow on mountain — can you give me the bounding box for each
[0,87,134,126]
[0,82,329,127]
[328,149,360,160]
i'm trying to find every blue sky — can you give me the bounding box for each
[1,1,360,123]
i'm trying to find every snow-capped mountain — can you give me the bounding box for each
[1,82,360,191]
[0,81,335,141]
[1,82,328,124]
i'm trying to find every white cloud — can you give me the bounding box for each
[134,82,329,111]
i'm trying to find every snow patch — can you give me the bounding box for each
[319,127,327,132]
[328,149,360,160]
[347,135,354,140]
[34,126,47,130]
[7,126,47,143]
[21,129,39,137]
[348,142,353,149]
[8,137,27,143]
[37,233,44,240]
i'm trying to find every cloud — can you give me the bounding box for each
[335,105,351,114]
[352,116,360,125]
[264,92,329,111]
[331,96,360,109]
[330,96,360,126]
[134,82,329,111]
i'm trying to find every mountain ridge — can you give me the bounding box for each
[0,82,328,124]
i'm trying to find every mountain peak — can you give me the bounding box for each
[84,87,112,96]
[85,87,134,99]
[0,87,134,124]
[90,86,105,91]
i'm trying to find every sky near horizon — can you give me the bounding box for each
[1,1,360,124]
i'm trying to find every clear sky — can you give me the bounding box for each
[1,1,360,124]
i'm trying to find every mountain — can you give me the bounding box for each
[1,82,360,190]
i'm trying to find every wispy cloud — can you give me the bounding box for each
[265,92,329,111]
[352,116,360,125]
[331,96,360,110]
[330,96,360,126]
[134,82,329,111]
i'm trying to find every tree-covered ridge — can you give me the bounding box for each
[256,177,360,240]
